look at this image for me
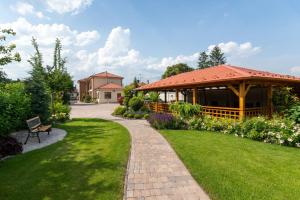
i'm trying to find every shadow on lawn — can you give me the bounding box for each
[0,118,129,200]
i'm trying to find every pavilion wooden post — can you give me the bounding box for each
[164,91,167,103]
[175,89,179,102]
[192,87,198,105]
[239,81,246,121]
[267,85,273,117]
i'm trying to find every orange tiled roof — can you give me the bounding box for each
[137,65,300,90]
[96,83,123,90]
[93,71,123,79]
[78,71,123,82]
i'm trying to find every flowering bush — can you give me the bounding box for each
[185,114,300,148]
[230,116,300,147]
[50,102,70,122]
[147,112,185,129]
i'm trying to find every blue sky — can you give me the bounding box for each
[1,0,300,84]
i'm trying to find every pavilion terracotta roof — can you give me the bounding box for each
[78,71,123,82]
[137,65,300,90]
[96,83,123,90]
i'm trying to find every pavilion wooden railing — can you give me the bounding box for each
[145,102,268,120]
[245,107,269,117]
[202,106,240,120]
[145,102,170,113]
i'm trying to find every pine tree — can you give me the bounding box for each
[209,46,226,66]
[197,51,211,69]
[25,37,50,122]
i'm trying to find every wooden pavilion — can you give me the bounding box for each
[136,65,300,120]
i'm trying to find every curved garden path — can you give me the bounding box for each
[71,103,210,200]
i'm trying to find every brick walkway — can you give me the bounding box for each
[71,104,210,200]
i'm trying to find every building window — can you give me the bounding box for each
[104,92,111,99]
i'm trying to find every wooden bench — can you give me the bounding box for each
[25,117,52,144]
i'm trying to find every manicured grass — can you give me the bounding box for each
[0,118,130,200]
[160,130,300,200]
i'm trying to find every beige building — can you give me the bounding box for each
[78,71,123,103]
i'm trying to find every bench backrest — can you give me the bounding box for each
[26,116,41,131]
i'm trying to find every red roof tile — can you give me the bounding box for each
[96,83,123,90]
[78,71,123,82]
[93,71,123,79]
[137,65,300,90]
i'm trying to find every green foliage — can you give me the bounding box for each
[0,28,21,66]
[209,46,226,66]
[123,84,135,107]
[161,63,194,79]
[50,102,71,122]
[46,38,73,111]
[197,51,210,69]
[143,113,149,119]
[273,87,299,113]
[134,113,143,119]
[148,91,160,102]
[0,82,31,135]
[197,46,226,69]
[128,96,144,111]
[169,102,201,119]
[84,95,92,103]
[288,104,300,123]
[112,106,127,116]
[25,37,50,122]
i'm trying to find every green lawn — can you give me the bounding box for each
[0,118,130,200]
[160,130,300,200]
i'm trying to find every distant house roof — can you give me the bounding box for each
[78,71,123,82]
[96,83,123,90]
[137,65,300,90]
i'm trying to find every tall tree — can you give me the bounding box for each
[0,28,21,83]
[46,38,73,108]
[25,37,50,122]
[197,51,211,69]
[209,46,226,66]
[162,63,194,79]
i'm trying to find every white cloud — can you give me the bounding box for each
[46,0,93,14]
[75,31,100,46]
[291,66,300,74]
[208,41,261,58]
[11,2,46,19]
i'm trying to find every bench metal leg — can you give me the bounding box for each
[24,132,30,144]
[37,132,41,143]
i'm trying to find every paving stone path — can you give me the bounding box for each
[71,103,210,200]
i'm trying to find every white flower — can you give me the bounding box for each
[276,133,281,139]
[235,134,238,137]
[288,138,293,142]
[280,140,284,144]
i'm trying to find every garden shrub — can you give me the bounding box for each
[273,87,299,113]
[0,82,31,135]
[169,102,201,119]
[134,113,143,119]
[147,112,185,129]
[143,113,149,119]
[112,106,127,116]
[50,102,71,122]
[84,95,92,103]
[128,96,144,111]
[288,104,300,123]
